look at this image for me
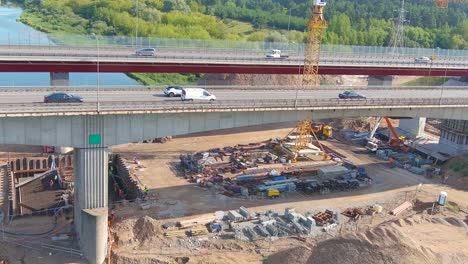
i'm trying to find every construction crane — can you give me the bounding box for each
[366,117,407,152]
[302,0,327,86]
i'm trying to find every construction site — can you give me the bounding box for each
[0,0,468,263]
[0,114,467,263]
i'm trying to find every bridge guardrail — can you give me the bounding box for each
[3,32,468,57]
[0,97,467,116]
[0,52,466,68]
[0,85,467,92]
[0,44,467,67]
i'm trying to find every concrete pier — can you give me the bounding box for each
[74,147,109,264]
[50,72,69,86]
[368,75,393,86]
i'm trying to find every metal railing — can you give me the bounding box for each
[2,32,467,57]
[0,97,467,116]
[0,85,467,92]
[0,44,466,71]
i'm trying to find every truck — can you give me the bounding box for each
[266,49,289,59]
[181,88,216,101]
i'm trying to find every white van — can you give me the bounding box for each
[181,88,216,101]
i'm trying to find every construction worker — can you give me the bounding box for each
[143,186,149,199]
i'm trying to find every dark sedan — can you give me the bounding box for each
[44,92,83,103]
[338,90,366,99]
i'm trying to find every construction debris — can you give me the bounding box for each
[312,210,335,226]
[391,201,413,216]
[178,139,373,200]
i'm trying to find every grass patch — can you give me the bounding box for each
[449,162,468,173]
[402,77,450,86]
[446,201,460,212]
[127,73,202,86]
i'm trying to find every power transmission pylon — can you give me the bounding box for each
[389,0,408,53]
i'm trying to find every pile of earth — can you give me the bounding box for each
[265,215,468,264]
[112,216,161,246]
[197,74,339,86]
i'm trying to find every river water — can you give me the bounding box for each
[0,6,138,86]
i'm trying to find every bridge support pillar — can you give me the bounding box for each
[50,72,70,86]
[368,75,393,86]
[74,147,108,264]
[399,118,426,138]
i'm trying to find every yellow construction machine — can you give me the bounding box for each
[267,189,281,198]
[311,123,333,140]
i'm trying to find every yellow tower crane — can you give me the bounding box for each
[302,0,328,86]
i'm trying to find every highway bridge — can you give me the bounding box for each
[1,44,467,76]
[1,85,467,263]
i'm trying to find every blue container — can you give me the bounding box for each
[272,176,286,181]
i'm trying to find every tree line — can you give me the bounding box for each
[12,0,468,49]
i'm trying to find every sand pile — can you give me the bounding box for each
[265,215,468,264]
[133,216,159,243]
[306,225,437,264]
[264,246,312,264]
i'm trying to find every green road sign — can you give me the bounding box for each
[89,134,101,145]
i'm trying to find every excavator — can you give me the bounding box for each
[366,117,408,152]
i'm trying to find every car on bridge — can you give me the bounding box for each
[414,56,431,63]
[164,85,184,97]
[44,92,83,103]
[181,88,216,101]
[135,47,156,56]
[338,90,366,99]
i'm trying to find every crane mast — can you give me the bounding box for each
[302,0,327,86]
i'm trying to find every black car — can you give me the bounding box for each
[44,92,83,103]
[338,90,366,99]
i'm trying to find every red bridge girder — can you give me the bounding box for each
[0,61,466,76]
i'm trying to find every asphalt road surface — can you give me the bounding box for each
[0,88,466,104]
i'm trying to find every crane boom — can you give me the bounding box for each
[384,117,399,140]
[368,117,384,140]
[302,0,327,86]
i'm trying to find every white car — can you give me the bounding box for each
[266,49,289,59]
[181,88,216,101]
[415,56,430,63]
[164,86,184,97]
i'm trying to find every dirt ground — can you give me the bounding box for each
[112,122,466,221]
[109,123,468,264]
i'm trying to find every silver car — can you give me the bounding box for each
[136,47,156,56]
[415,56,430,63]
